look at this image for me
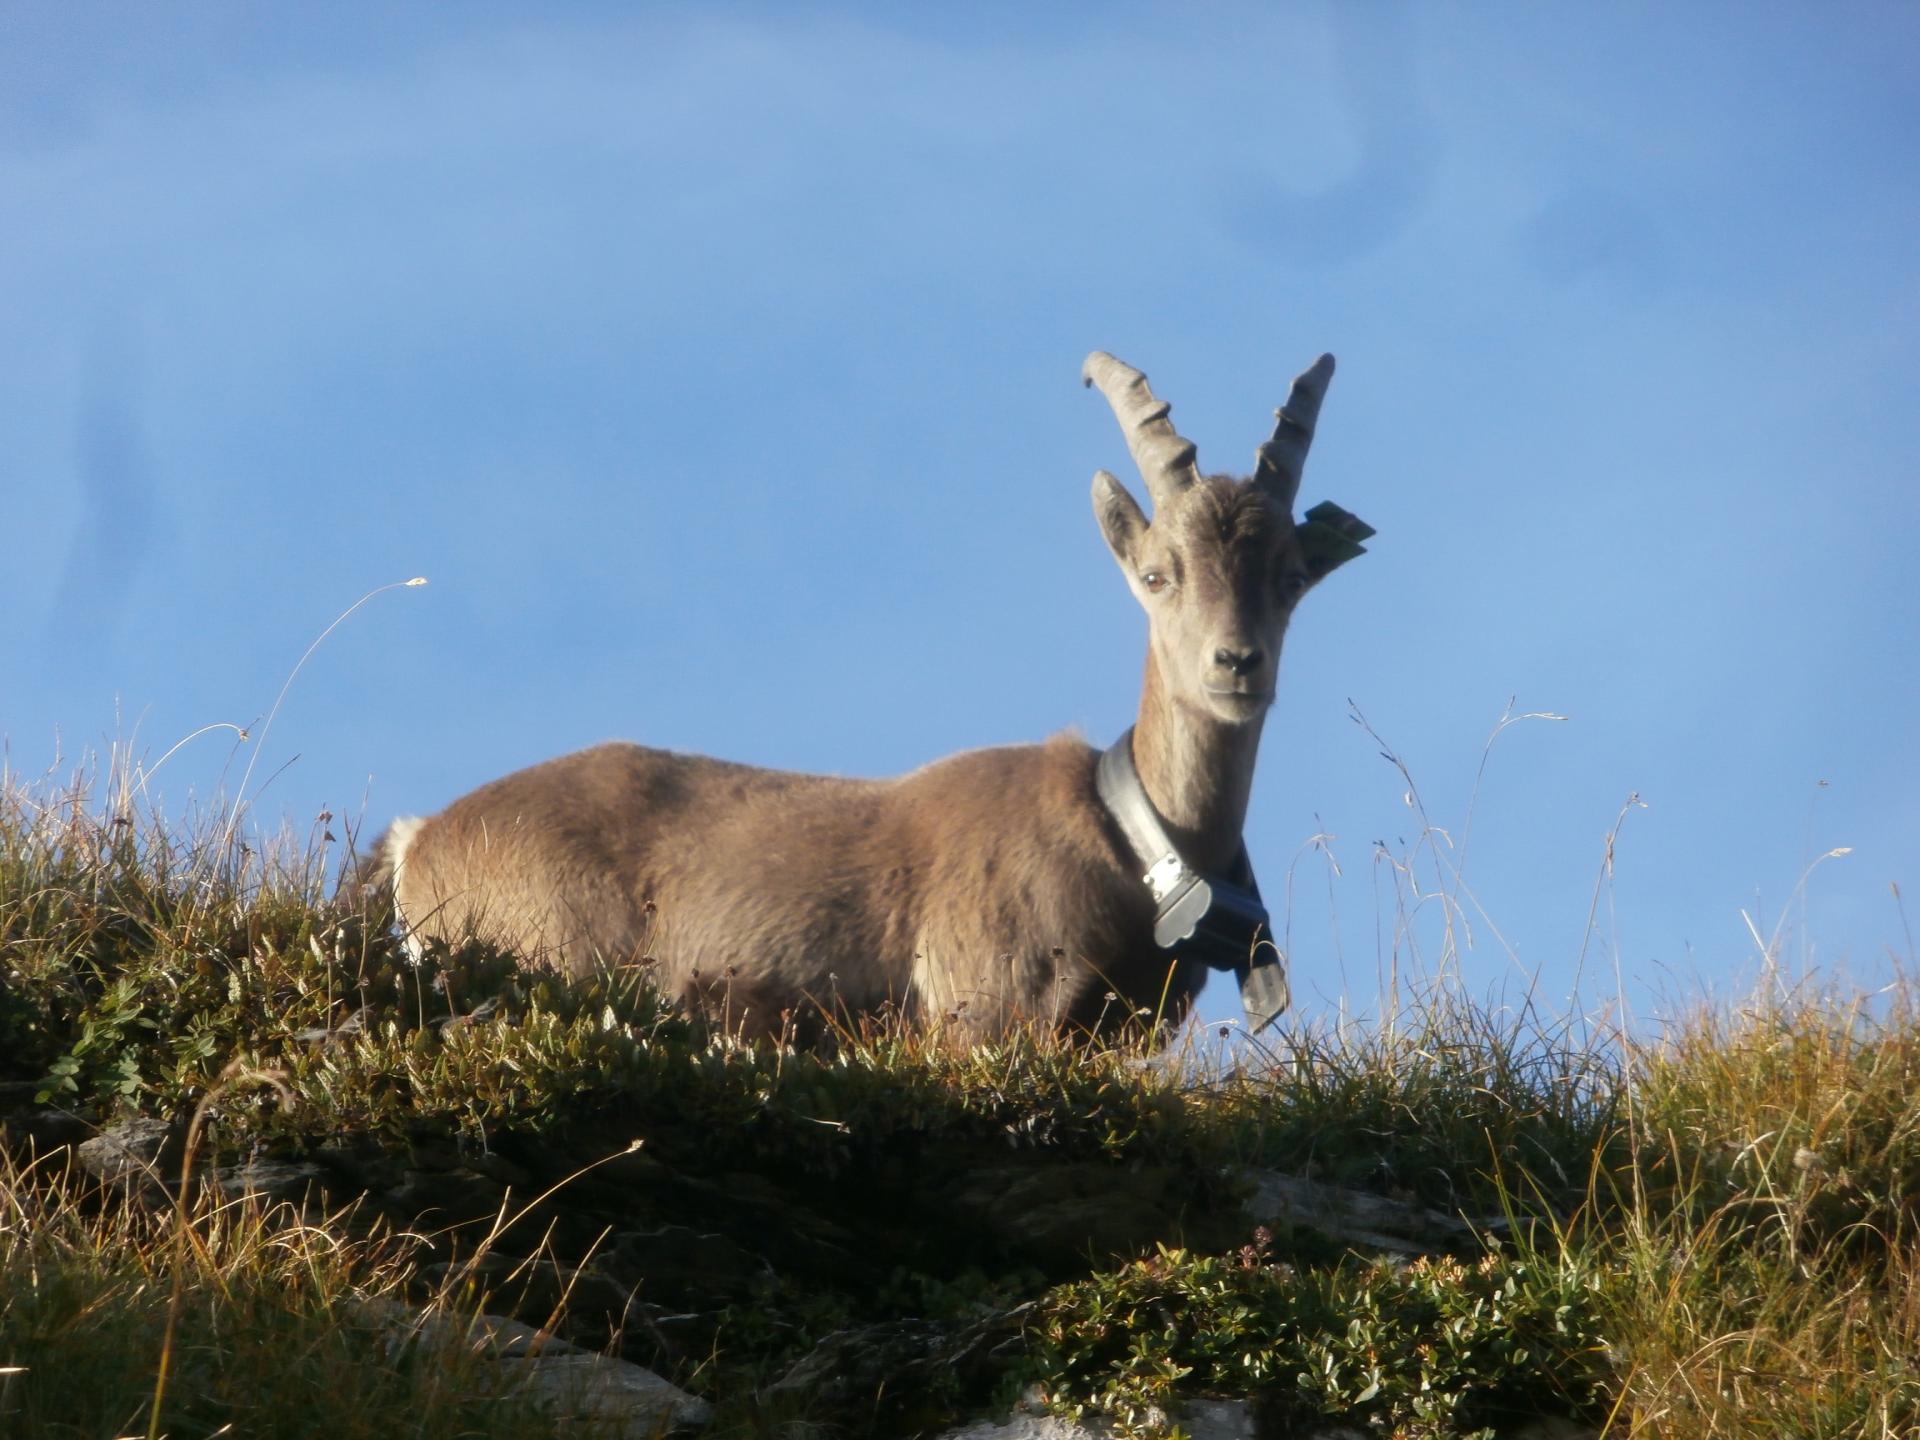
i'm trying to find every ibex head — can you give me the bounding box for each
[1084,352,1368,726]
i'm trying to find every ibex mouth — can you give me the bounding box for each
[1204,686,1275,710]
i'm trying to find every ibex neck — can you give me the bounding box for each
[1132,652,1265,874]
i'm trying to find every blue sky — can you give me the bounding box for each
[4,2,1915,1036]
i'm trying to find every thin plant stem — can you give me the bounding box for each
[217,576,426,861]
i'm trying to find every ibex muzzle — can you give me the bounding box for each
[380,352,1372,1036]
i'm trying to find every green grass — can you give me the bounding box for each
[2,765,1916,1438]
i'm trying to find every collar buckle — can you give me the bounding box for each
[1142,853,1187,904]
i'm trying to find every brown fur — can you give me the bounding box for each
[384,352,1351,1037]
[387,733,1194,1033]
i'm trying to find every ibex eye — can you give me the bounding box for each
[1142,571,1168,593]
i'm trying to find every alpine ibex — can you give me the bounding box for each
[381,353,1372,1036]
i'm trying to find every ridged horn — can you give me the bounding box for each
[1082,352,1200,509]
[1253,353,1336,513]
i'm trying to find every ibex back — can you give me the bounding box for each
[382,352,1370,1035]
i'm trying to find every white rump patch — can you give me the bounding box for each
[384,815,428,965]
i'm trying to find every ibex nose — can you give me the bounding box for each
[1213,646,1264,677]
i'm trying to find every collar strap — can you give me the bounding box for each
[1094,728,1290,1029]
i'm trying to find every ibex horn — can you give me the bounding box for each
[1253,353,1336,514]
[1083,352,1201,509]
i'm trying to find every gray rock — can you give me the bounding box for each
[363,1297,711,1435]
[935,1396,1255,1439]
[937,1417,1092,1440]
[213,1159,328,1205]
[503,1351,711,1437]
[1178,1399,1257,1439]
[75,1116,180,1189]
[1239,1166,1507,1256]
[76,1122,336,1213]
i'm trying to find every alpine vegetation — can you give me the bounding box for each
[380,353,1374,1036]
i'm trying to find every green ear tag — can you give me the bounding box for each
[1298,500,1377,576]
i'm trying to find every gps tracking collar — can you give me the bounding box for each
[1094,727,1290,1032]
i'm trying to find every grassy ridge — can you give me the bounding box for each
[1,771,1916,1438]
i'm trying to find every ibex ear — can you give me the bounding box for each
[1091,469,1148,568]
[1297,500,1377,581]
